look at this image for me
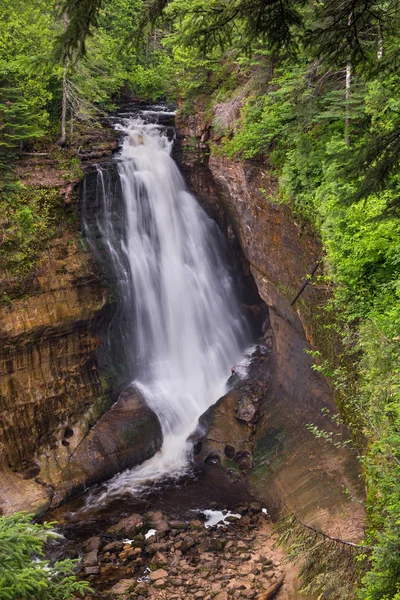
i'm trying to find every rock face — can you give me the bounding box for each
[197,390,254,470]
[0,129,162,515]
[176,104,365,540]
[0,230,110,514]
[51,386,162,506]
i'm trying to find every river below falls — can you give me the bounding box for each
[45,464,312,600]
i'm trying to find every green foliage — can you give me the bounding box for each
[0,513,91,600]
[0,0,175,165]
[162,3,400,597]
[0,0,59,163]
[0,183,65,282]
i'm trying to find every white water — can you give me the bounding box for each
[85,115,249,504]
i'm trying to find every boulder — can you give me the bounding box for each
[196,390,253,468]
[149,568,168,581]
[108,513,143,536]
[235,392,260,423]
[50,386,162,506]
[109,579,136,595]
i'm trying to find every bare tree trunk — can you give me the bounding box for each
[58,13,68,147]
[345,13,352,146]
[58,67,68,146]
[345,61,351,146]
[70,109,74,141]
[377,31,383,60]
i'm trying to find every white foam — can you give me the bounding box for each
[202,510,241,528]
[84,116,250,506]
[145,529,157,540]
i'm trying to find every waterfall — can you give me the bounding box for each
[83,112,250,503]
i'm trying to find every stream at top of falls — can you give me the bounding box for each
[81,105,252,508]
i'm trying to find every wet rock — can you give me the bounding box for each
[234,449,253,471]
[181,536,196,552]
[83,536,101,552]
[103,540,125,552]
[109,579,136,595]
[149,568,168,581]
[119,544,141,561]
[224,444,236,459]
[108,513,143,536]
[85,565,100,575]
[235,393,260,423]
[169,520,188,530]
[189,519,204,530]
[51,387,162,506]
[152,551,168,567]
[234,504,249,515]
[100,564,119,578]
[196,390,253,468]
[249,502,262,513]
[204,452,221,466]
[135,582,147,594]
[145,510,169,533]
[146,542,168,554]
[83,550,98,567]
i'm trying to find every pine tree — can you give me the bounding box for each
[0,513,92,600]
[0,81,44,168]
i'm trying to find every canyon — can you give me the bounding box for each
[0,105,364,553]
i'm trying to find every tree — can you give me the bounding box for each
[0,513,91,600]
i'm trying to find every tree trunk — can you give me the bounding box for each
[58,67,68,146]
[345,61,351,146]
[377,32,383,60]
[70,109,74,141]
[257,575,285,600]
[58,13,68,147]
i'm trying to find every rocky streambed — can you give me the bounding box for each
[43,344,305,599]
[50,500,302,600]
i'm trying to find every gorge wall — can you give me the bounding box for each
[175,104,365,540]
[0,108,364,541]
[0,128,162,515]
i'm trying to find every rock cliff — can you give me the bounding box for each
[176,104,365,540]
[0,128,162,514]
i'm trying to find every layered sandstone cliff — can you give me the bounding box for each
[176,104,365,540]
[0,128,163,514]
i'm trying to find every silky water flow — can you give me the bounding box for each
[83,115,250,504]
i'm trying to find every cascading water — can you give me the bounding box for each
[83,109,250,504]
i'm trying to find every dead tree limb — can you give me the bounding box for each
[257,574,285,600]
[287,510,370,551]
[290,258,322,306]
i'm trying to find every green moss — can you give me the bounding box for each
[121,417,159,445]
[0,184,64,283]
[221,457,240,470]
[250,426,287,486]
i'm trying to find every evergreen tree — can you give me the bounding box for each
[0,513,91,600]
